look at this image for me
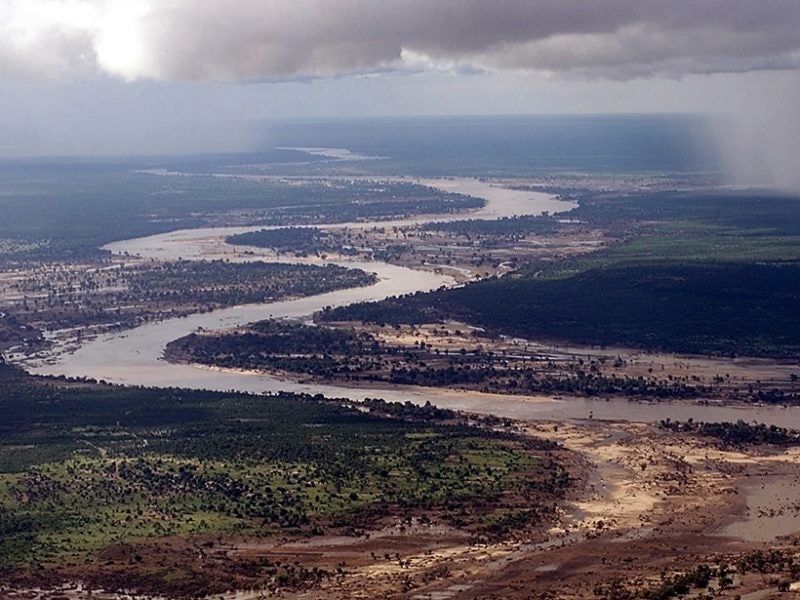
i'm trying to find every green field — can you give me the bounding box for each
[0,363,569,594]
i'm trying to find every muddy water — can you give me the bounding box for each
[16,178,800,427]
[103,177,576,261]
[722,476,800,542]
[416,178,577,219]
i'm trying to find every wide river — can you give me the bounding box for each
[19,178,800,427]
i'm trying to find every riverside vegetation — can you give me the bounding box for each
[166,319,711,400]
[4,125,800,598]
[0,259,376,354]
[0,362,572,597]
[321,190,800,359]
[0,160,479,265]
[184,187,800,406]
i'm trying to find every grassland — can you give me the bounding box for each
[0,363,571,596]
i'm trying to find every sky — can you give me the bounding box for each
[1,0,799,187]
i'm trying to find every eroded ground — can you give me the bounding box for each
[269,420,800,599]
[7,417,800,599]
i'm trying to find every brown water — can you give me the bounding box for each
[721,476,800,542]
[16,178,800,427]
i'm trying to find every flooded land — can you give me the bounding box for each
[2,145,800,599]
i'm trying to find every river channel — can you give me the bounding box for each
[18,178,800,427]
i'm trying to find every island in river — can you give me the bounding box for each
[3,137,800,599]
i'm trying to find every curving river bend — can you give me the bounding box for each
[19,178,800,427]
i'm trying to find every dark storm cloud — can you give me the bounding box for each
[2,0,800,81]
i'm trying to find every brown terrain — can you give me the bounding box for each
[261,422,800,600]
[5,419,800,600]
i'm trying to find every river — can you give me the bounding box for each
[18,178,800,427]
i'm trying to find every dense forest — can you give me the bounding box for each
[323,188,800,358]
[324,262,800,358]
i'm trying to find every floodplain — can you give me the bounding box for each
[2,116,800,598]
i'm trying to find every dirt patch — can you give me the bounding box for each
[8,420,800,599]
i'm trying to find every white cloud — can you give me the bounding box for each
[0,0,98,78]
[1,0,799,82]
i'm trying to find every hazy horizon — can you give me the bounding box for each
[1,1,799,189]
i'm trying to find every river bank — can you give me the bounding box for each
[13,177,800,428]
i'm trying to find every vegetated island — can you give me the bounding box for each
[165,318,714,401]
[166,188,800,407]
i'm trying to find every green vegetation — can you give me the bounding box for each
[594,552,800,600]
[735,549,800,575]
[659,419,800,446]
[0,312,43,354]
[0,363,570,595]
[125,259,375,307]
[0,161,478,263]
[1,260,375,350]
[227,224,417,265]
[323,262,800,357]
[228,227,338,254]
[422,215,564,236]
[562,190,800,267]
[595,563,731,600]
[324,190,800,358]
[167,319,707,400]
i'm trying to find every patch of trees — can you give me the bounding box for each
[643,564,730,600]
[0,363,571,590]
[659,418,800,446]
[359,398,457,422]
[423,215,563,237]
[322,263,800,358]
[735,549,800,576]
[228,227,336,254]
[5,260,376,340]
[166,320,705,400]
[594,563,730,600]
[0,313,44,353]
[128,260,376,302]
[749,388,800,405]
